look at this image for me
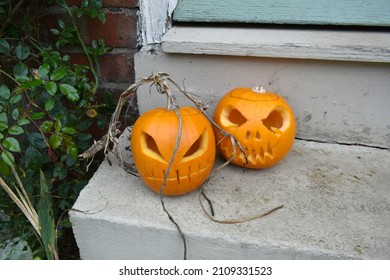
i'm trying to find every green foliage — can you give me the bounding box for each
[38,171,57,260]
[0,237,33,260]
[0,0,111,259]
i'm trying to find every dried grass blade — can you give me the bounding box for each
[0,176,41,235]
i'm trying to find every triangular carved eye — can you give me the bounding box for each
[182,129,208,162]
[220,106,247,127]
[262,109,290,133]
[142,132,165,162]
[184,136,201,157]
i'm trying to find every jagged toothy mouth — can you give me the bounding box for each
[222,142,276,165]
[244,143,275,165]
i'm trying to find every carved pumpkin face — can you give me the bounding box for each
[131,106,216,196]
[213,87,296,169]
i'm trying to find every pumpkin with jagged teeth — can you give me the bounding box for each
[213,86,296,169]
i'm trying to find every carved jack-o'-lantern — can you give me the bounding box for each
[131,106,216,196]
[213,86,296,169]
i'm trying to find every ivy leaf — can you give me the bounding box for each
[54,120,62,132]
[50,29,60,35]
[17,118,30,126]
[0,121,8,132]
[28,132,47,149]
[30,112,46,120]
[54,166,68,180]
[98,12,106,24]
[88,9,98,18]
[58,19,66,29]
[0,112,8,132]
[67,142,78,159]
[62,54,70,62]
[44,98,56,111]
[38,63,50,78]
[96,115,107,129]
[0,38,10,55]
[49,134,63,149]
[10,94,22,104]
[25,147,43,171]
[1,150,15,167]
[8,125,24,135]
[92,40,98,49]
[61,154,76,167]
[15,76,30,83]
[0,84,10,99]
[29,79,43,88]
[13,63,28,77]
[76,7,84,17]
[15,44,30,61]
[3,137,21,152]
[59,84,79,101]
[50,68,67,81]
[12,108,19,120]
[40,121,54,133]
[0,112,7,122]
[45,81,58,96]
[77,133,92,141]
[61,126,77,135]
[78,120,92,131]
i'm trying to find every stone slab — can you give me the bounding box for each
[70,130,390,259]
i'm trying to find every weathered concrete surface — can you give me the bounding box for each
[70,130,390,259]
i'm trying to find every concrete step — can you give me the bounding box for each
[70,26,390,259]
[70,130,390,259]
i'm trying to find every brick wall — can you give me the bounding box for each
[41,0,140,123]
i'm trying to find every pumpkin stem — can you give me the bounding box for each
[252,86,266,93]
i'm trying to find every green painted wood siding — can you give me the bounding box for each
[173,0,390,27]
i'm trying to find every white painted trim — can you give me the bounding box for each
[162,26,390,63]
[138,0,178,46]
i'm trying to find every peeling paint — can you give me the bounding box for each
[139,0,178,46]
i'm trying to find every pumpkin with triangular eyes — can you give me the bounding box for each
[213,86,296,169]
[131,106,216,196]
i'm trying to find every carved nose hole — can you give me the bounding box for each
[246,131,251,140]
[255,131,261,140]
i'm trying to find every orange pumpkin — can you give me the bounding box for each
[131,106,216,196]
[213,86,296,169]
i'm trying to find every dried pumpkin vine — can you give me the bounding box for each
[80,73,284,259]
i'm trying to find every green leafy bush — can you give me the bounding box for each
[0,0,113,259]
